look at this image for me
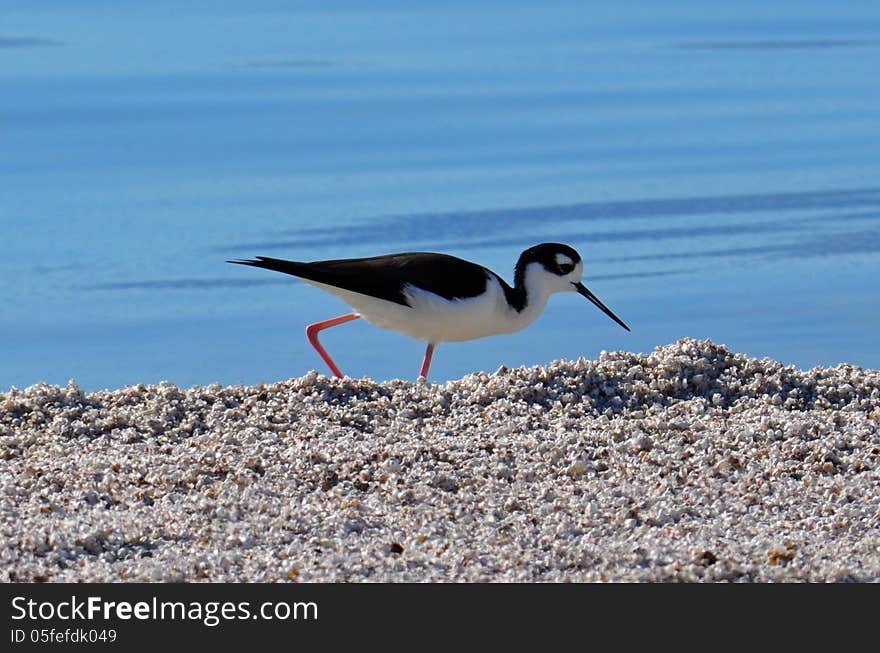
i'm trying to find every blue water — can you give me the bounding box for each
[3,1,879,390]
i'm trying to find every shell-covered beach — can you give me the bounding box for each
[2,339,878,582]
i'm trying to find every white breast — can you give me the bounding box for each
[300,275,543,344]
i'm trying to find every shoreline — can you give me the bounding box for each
[2,338,878,582]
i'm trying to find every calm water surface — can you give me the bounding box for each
[2,1,879,390]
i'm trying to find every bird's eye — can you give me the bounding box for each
[557,263,574,274]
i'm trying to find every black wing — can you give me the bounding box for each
[228,253,492,307]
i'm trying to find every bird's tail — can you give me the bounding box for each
[227,256,309,277]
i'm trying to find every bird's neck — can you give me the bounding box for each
[504,262,552,315]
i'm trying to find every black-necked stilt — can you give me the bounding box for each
[229,243,630,379]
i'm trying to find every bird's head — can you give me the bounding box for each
[516,243,630,331]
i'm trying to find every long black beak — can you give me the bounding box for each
[574,282,631,332]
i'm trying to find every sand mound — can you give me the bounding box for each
[2,338,878,582]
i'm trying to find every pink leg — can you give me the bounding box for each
[305,313,360,378]
[419,343,435,379]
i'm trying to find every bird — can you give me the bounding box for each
[229,243,630,379]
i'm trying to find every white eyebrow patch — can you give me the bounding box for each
[555,253,574,267]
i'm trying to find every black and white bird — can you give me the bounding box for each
[229,243,630,379]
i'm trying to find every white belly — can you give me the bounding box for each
[301,276,542,343]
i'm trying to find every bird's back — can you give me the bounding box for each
[231,252,494,307]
